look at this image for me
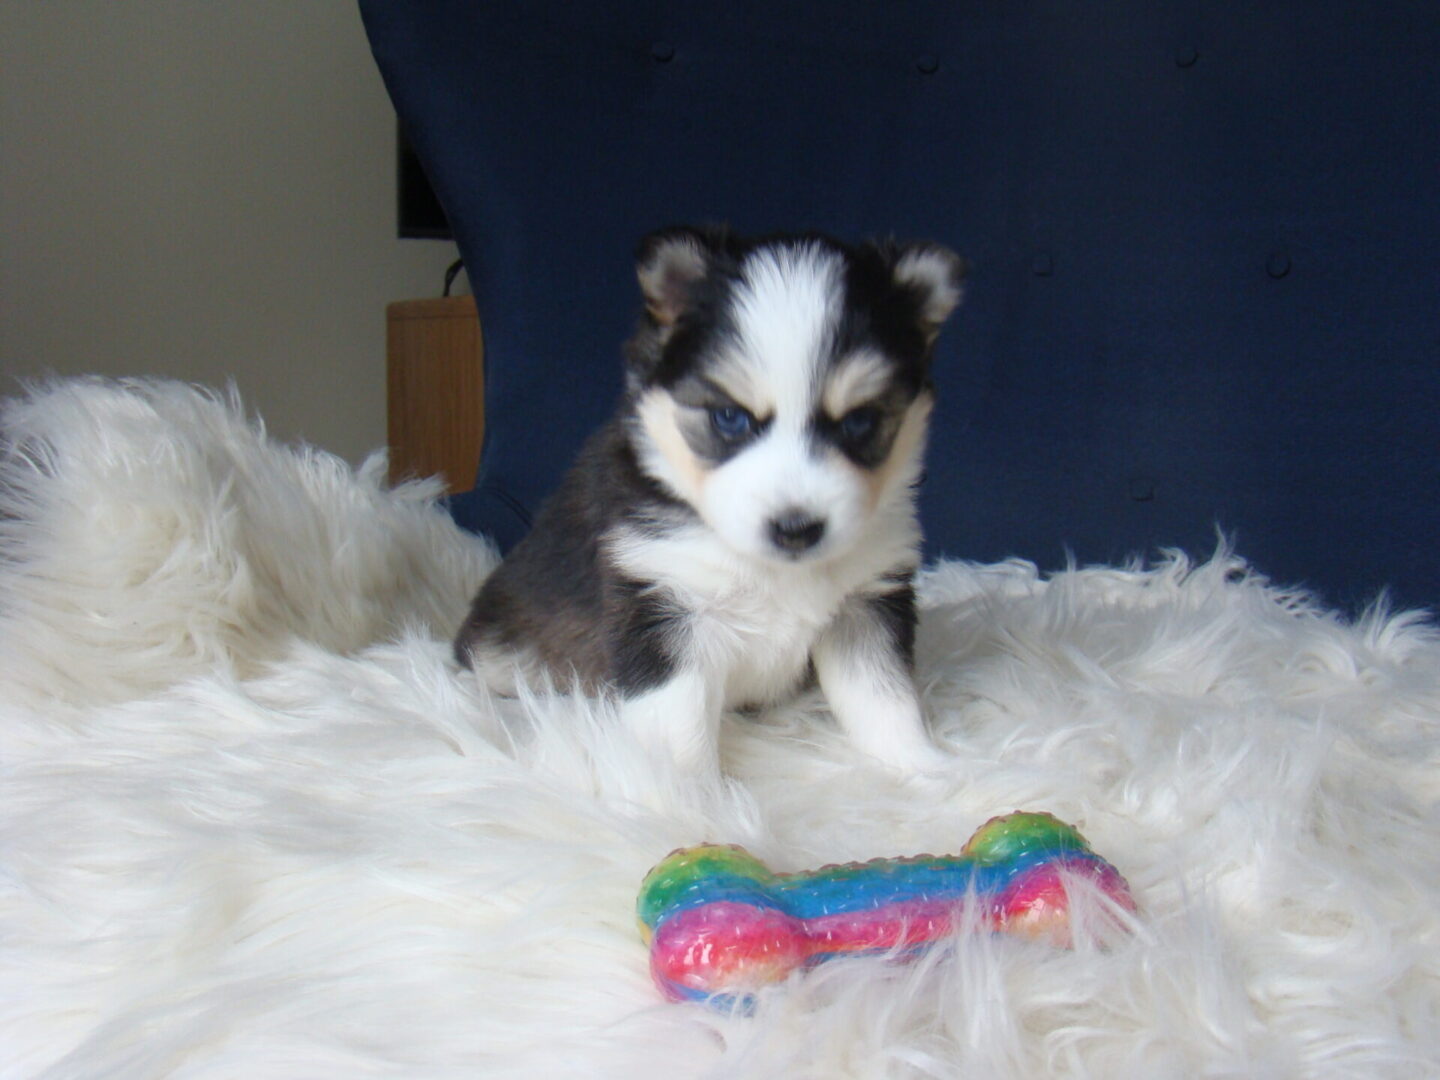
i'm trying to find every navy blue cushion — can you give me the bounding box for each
[362,2,1440,612]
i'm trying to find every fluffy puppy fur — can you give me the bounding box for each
[455,227,965,773]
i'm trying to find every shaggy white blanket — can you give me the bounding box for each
[2,379,1437,1079]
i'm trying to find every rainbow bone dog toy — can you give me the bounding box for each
[637,811,1135,1007]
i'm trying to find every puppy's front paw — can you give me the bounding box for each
[831,688,951,777]
[858,736,952,778]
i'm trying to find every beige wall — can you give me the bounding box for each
[1,2,461,464]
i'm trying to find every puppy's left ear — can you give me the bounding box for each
[890,243,968,339]
[636,227,716,329]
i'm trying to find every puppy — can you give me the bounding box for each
[455,226,965,775]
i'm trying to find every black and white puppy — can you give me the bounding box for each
[455,226,965,775]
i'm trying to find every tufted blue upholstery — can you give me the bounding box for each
[361,2,1440,612]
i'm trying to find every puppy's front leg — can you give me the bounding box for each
[609,587,721,775]
[813,586,947,772]
[620,668,722,777]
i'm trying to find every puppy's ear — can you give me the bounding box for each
[636,227,715,328]
[889,242,968,338]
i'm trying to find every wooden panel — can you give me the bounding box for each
[385,295,484,492]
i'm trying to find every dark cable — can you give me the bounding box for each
[443,258,465,297]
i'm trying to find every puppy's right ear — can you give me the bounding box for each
[636,228,714,328]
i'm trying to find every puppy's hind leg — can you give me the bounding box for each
[457,632,550,698]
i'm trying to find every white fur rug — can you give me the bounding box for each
[3,378,1437,1079]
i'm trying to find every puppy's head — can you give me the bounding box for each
[625,226,965,565]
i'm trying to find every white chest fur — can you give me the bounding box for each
[605,519,914,708]
[691,568,833,708]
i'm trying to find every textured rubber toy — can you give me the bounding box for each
[637,811,1135,1008]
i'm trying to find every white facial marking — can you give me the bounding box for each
[729,244,842,423]
[823,349,894,419]
[705,355,770,419]
[694,246,857,562]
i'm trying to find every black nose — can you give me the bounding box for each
[768,512,826,554]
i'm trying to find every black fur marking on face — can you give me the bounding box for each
[629,229,960,398]
[838,406,880,442]
[811,389,913,469]
[665,371,772,465]
[833,245,937,397]
[796,239,951,470]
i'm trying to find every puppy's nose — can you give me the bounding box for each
[768,511,826,554]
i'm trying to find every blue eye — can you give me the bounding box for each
[710,405,755,440]
[839,407,879,442]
